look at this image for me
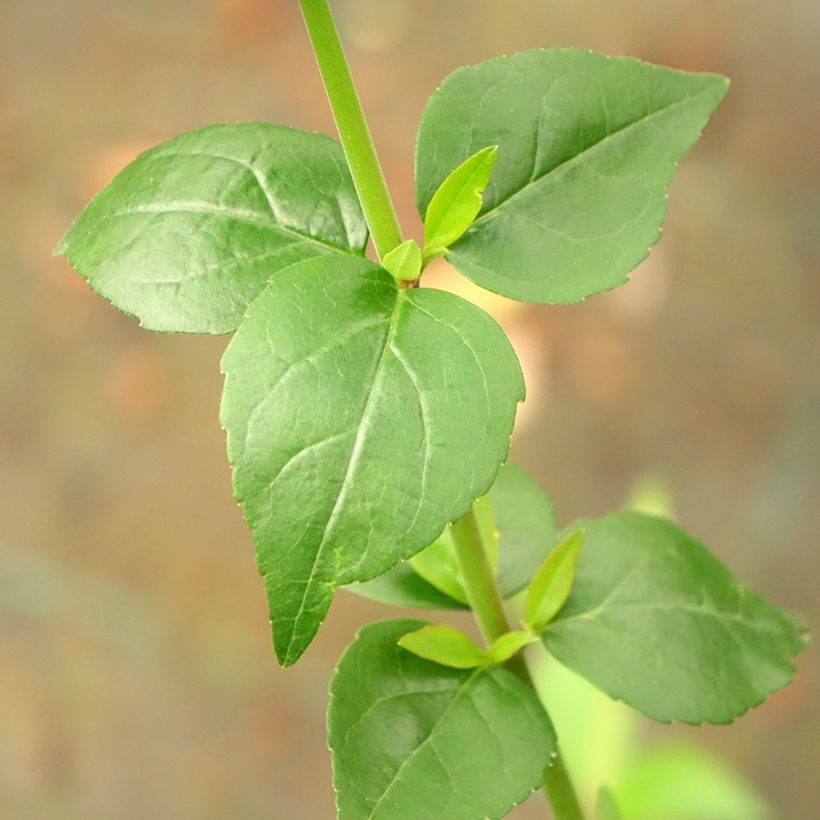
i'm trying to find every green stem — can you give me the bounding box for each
[298,0,404,260]
[450,505,585,820]
[450,508,510,645]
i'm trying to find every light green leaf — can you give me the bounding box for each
[409,528,469,604]
[330,619,556,820]
[398,624,488,669]
[56,123,367,333]
[597,786,625,820]
[541,512,805,724]
[422,146,498,262]
[344,562,464,610]
[415,49,728,304]
[221,256,523,665]
[488,630,537,664]
[382,238,422,282]
[524,529,584,631]
[613,742,772,820]
[347,463,558,609]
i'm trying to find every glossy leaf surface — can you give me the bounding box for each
[221,256,523,665]
[541,513,804,724]
[416,49,728,303]
[57,123,367,333]
[330,619,555,819]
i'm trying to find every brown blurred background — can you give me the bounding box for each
[2,0,818,817]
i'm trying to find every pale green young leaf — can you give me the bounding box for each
[409,528,469,604]
[398,624,488,669]
[57,123,368,333]
[346,463,557,608]
[330,620,556,820]
[488,630,537,664]
[416,49,728,304]
[541,512,805,724]
[220,256,523,665]
[344,562,465,610]
[422,145,498,262]
[382,238,422,282]
[524,529,585,631]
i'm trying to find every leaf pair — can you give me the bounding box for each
[350,466,805,727]
[399,624,535,669]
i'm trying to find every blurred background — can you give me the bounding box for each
[2,0,818,817]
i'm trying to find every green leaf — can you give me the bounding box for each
[330,619,556,820]
[398,624,488,669]
[422,146,498,262]
[488,630,537,664]
[541,512,805,724]
[415,49,728,304]
[524,529,584,631]
[344,562,465,610]
[346,462,557,608]
[220,256,523,665]
[409,528,469,604]
[56,123,367,333]
[382,238,422,282]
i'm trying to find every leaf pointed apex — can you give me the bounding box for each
[524,529,584,631]
[422,145,499,261]
[398,624,488,669]
[382,238,422,282]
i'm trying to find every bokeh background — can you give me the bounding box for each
[2,0,818,817]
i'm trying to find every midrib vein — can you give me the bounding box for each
[468,85,718,229]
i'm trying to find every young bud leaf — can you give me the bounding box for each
[488,630,537,664]
[398,624,488,669]
[525,529,585,631]
[382,238,422,282]
[422,146,498,262]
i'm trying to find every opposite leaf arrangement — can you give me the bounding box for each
[57,2,805,818]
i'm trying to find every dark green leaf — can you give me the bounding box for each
[57,123,367,333]
[221,256,523,665]
[524,529,584,631]
[398,624,488,668]
[541,512,805,724]
[415,49,728,303]
[346,462,557,609]
[330,619,556,820]
[422,146,498,262]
